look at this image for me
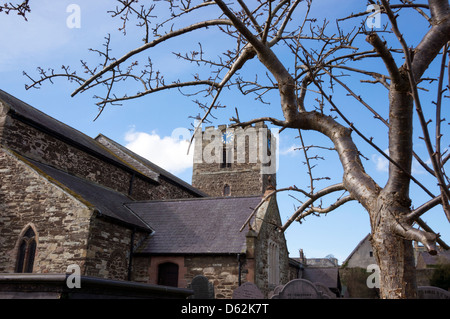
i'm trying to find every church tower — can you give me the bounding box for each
[192,122,277,197]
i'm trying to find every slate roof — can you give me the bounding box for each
[0,90,130,169]
[25,157,152,232]
[126,196,263,254]
[418,249,450,266]
[302,267,340,289]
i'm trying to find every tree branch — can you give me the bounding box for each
[382,0,450,213]
[393,221,438,254]
[366,32,402,85]
[71,19,233,97]
[279,183,347,232]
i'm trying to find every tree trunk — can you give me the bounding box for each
[370,192,418,299]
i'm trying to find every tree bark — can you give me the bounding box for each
[371,190,418,299]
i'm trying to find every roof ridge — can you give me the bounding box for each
[125,194,263,205]
[95,133,208,197]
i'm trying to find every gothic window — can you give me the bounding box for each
[158,262,179,287]
[16,227,37,273]
[268,241,280,285]
[223,184,231,197]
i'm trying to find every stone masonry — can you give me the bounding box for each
[192,123,277,197]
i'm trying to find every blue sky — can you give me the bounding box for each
[1,0,449,263]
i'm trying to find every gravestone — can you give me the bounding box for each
[232,282,264,299]
[269,285,283,299]
[314,282,337,299]
[418,286,450,299]
[188,275,215,299]
[271,279,322,299]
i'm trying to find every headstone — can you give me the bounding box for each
[269,285,283,299]
[418,286,450,299]
[232,282,264,299]
[314,282,337,299]
[271,279,322,299]
[188,275,215,299]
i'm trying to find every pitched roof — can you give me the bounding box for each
[302,267,340,289]
[0,90,206,197]
[0,91,123,166]
[342,233,371,266]
[25,157,152,232]
[418,249,450,266]
[126,196,263,254]
[0,90,159,184]
[95,134,207,198]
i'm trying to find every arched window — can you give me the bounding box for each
[16,227,37,273]
[223,184,231,197]
[158,262,179,287]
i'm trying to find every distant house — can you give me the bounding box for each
[288,250,342,298]
[416,249,450,269]
[0,90,289,298]
[342,234,376,269]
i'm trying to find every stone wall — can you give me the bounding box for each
[0,147,92,274]
[184,255,247,299]
[0,147,153,282]
[84,217,149,280]
[132,255,248,299]
[344,236,376,268]
[251,196,290,297]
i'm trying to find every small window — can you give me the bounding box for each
[369,251,373,257]
[223,184,231,197]
[16,227,37,273]
[158,262,179,287]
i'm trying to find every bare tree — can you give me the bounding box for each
[25,0,450,298]
[0,0,30,20]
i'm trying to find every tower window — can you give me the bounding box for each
[16,227,37,273]
[221,148,231,168]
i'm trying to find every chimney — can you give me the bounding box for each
[299,249,306,265]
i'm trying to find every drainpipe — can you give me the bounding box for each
[127,227,136,281]
[237,254,243,286]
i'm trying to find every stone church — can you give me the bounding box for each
[0,90,289,298]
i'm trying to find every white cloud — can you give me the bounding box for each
[124,128,193,175]
[280,144,300,156]
[372,149,428,175]
[372,150,389,173]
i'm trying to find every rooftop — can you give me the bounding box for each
[127,196,263,254]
